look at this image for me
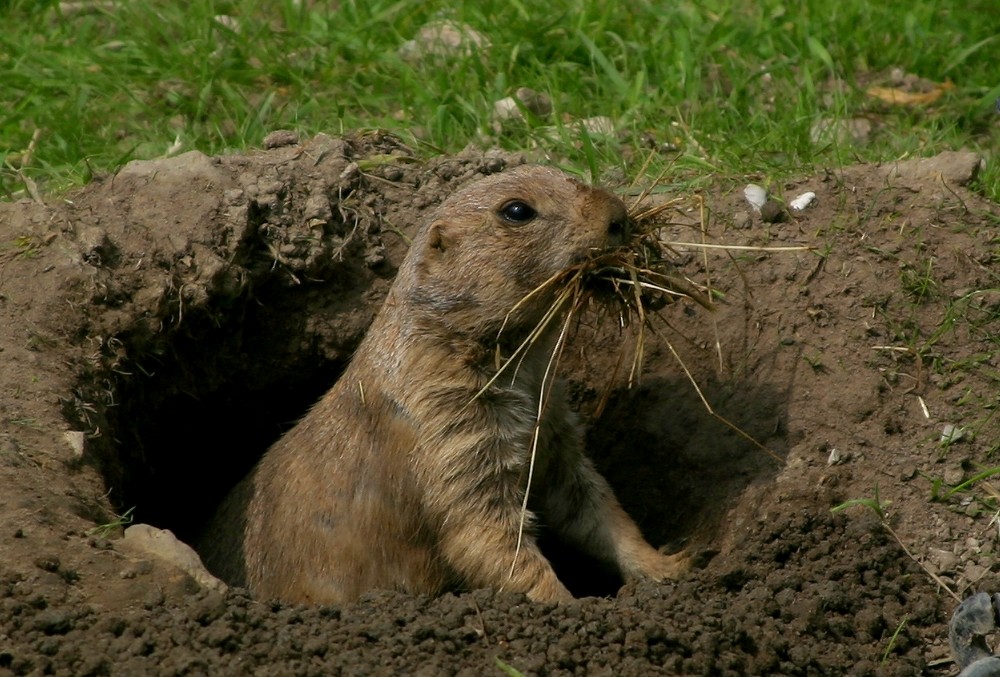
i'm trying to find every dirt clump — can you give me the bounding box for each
[0,137,996,675]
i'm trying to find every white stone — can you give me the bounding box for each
[790,191,816,211]
[743,184,767,212]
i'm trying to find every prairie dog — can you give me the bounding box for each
[200,165,687,603]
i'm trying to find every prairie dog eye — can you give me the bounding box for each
[498,200,537,225]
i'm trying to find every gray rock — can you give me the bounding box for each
[883,150,983,186]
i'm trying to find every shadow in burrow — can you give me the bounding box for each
[65,260,388,548]
[67,279,791,600]
[540,371,789,597]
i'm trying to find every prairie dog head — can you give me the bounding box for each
[399,165,629,337]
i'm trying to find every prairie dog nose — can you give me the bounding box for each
[605,200,630,247]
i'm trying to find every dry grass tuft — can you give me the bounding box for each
[479,189,715,402]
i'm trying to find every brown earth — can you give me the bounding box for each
[1,132,997,676]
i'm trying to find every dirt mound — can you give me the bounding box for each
[1,136,995,675]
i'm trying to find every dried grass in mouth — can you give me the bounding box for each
[485,191,718,396]
[581,196,716,319]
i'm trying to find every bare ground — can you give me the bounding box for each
[0,133,997,676]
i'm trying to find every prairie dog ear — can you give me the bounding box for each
[426,221,455,254]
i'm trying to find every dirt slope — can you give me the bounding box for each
[1,135,996,676]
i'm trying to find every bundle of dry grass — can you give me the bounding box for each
[483,190,714,397]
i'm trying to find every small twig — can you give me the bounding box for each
[21,129,42,169]
[882,521,961,603]
[471,597,490,643]
[937,173,968,215]
[664,242,815,252]
[21,174,44,205]
[509,294,576,581]
[56,1,118,16]
[693,193,724,373]
[624,150,660,210]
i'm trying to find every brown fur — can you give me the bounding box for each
[200,165,687,604]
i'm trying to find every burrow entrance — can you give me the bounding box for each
[82,279,363,545]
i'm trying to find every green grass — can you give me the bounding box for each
[831,485,890,521]
[87,505,135,538]
[2,0,999,197]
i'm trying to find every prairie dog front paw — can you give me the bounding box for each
[627,548,690,582]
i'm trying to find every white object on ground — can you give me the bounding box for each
[790,191,816,211]
[744,184,767,212]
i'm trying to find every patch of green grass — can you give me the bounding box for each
[831,484,890,521]
[923,288,1000,377]
[87,505,135,538]
[803,353,826,372]
[9,417,42,429]
[2,0,998,196]
[899,259,939,304]
[881,614,908,664]
[926,462,1000,530]
[931,465,1000,501]
[0,235,42,261]
[495,657,526,677]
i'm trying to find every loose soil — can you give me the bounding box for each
[1,133,997,676]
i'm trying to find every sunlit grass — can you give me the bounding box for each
[2,0,998,197]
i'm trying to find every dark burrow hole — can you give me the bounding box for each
[69,270,782,600]
[76,281,368,547]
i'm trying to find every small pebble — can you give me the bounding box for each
[928,547,959,574]
[744,184,767,211]
[790,191,816,211]
[262,130,300,149]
